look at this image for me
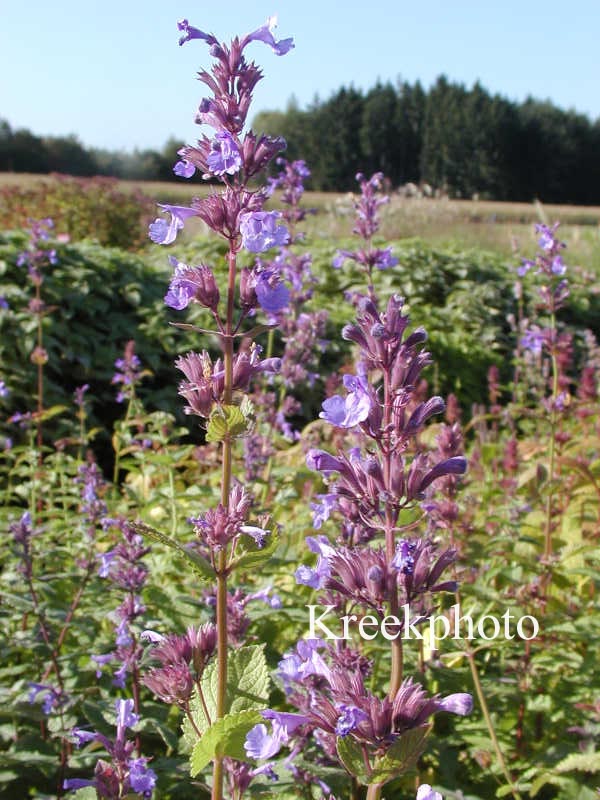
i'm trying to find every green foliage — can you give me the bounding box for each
[0,175,154,249]
[190,711,263,776]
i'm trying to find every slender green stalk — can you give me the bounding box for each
[465,648,522,800]
[212,245,237,800]
[543,311,559,566]
[366,782,383,800]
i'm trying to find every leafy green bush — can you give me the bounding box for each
[0,175,155,249]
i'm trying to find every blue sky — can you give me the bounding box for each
[2,0,599,152]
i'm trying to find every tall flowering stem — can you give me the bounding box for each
[518,223,569,582]
[16,218,57,464]
[149,16,293,800]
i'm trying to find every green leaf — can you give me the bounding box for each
[206,405,249,443]
[190,710,262,776]
[336,735,369,783]
[369,724,431,783]
[555,751,600,773]
[233,530,280,571]
[130,521,213,580]
[183,644,271,744]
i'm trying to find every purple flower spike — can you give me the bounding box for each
[148,203,196,245]
[240,211,289,253]
[244,16,294,56]
[207,131,242,176]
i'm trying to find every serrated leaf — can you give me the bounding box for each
[369,724,431,783]
[190,710,262,776]
[336,735,369,782]
[183,644,271,745]
[130,521,213,580]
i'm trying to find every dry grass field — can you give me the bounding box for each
[2,171,599,260]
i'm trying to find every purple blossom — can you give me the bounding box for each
[240,211,289,253]
[536,223,556,251]
[438,693,473,716]
[335,704,369,737]
[164,257,219,311]
[28,682,62,715]
[521,327,545,355]
[129,758,157,796]
[417,785,443,800]
[391,540,416,575]
[116,698,139,732]
[98,550,117,578]
[518,258,535,277]
[0,296,9,309]
[310,493,337,529]
[91,653,114,678]
[320,373,372,428]
[240,524,270,548]
[176,19,219,47]
[295,536,335,589]
[306,448,343,476]
[255,269,290,312]
[173,148,196,178]
[245,723,282,760]
[206,131,242,176]
[0,380,8,398]
[243,16,294,56]
[148,203,197,245]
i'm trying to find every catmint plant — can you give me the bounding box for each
[518,223,570,572]
[64,699,156,798]
[16,218,58,458]
[138,16,294,800]
[243,177,470,798]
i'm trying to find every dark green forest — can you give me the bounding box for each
[3,75,600,203]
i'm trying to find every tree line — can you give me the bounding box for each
[2,75,600,203]
[254,77,600,204]
[0,119,185,183]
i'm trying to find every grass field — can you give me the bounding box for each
[2,171,600,260]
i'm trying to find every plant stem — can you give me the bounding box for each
[465,647,522,800]
[212,245,237,800]
[543,311,559,568]
[366,783,383,800]
[382,367,402,697]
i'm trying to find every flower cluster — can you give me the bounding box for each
[112,340,144,403]
[176,345,280,420]
[332,173,398,291]
[64,699,156,798]
[149,16,293,260]
[143,623,217,709]
[246,639,471,771]
[94,520,150,689]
